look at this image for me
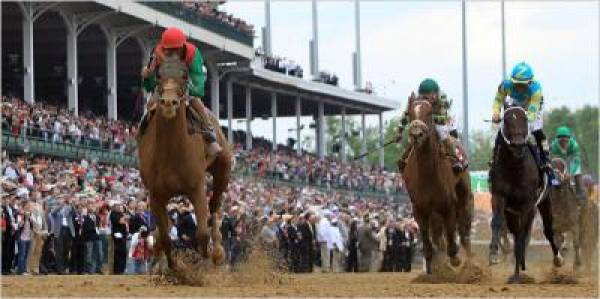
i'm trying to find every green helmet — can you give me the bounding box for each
[556,126,572,138]
[418,78,440,95]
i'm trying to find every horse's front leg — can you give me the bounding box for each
[538,198,564,267]
[489,194,506,265]
[416,209,433,274]
[190,182,210,259]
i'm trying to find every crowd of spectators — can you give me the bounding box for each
[235,141,405,195]
[313,71,339,87]
[256,48,304,79]
[180,1,254,37]
[1,96,137,154]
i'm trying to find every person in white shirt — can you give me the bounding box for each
[316,211,333,272]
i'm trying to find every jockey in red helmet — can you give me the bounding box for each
[139,27,221,157]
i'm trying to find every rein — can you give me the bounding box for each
[499,106,529,146]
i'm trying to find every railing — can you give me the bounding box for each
[2,132,138,167]
[139,2,254,47]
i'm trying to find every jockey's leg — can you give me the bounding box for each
[436,124,463,173]
[532,129,551,172]
[188,96,222,158]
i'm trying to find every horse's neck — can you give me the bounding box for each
[413,134,438,177]
[154,111,188,161]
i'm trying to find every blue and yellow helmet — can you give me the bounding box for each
[510,62,534,84]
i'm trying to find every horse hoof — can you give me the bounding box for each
[211,246,225,265]
[508,274,522,284]
[554,255,564,267]
[450,256,461,267]
[489,254,500,265]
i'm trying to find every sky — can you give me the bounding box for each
[220,0,599,148]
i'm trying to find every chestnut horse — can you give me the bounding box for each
[489,106,562,283]
[402,93,473,274]
[137,57,231,269]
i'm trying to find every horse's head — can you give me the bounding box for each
[500,106,529,159]
[551,157,570,184]
[156,55,188,119]
[407,93,434,147]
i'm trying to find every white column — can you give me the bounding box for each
[354,0,362,90]
[341,107,347,162]
[264,0,272,55]
[311,0,319,77]
[461,0,469,152]
[378,112,384,168]
[361,112,367,162]
[66,28,79,115]
[22,14,34,104]
[227,80,233,144]
[501,0,507,78]
[210,67,220,117]
[317,101,325,159]
[106,34,117,120]
[271,91,277,151]
[295,96,302,156]
[245,85,252,150]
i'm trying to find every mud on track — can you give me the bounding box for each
[2,260,598,298]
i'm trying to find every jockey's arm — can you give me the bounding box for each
[492,84,508,116]
[187,50,205,98]
[526,90,542,121]
[569,140,582,175]
[142,73,157,93]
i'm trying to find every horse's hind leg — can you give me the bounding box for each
[207,154,231,265]
[538,198,564,267]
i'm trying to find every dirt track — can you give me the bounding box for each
[3,260,598,298]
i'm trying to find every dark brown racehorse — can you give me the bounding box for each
[402,93,473,274]
[549,158,582,269]
[489,106,562,283]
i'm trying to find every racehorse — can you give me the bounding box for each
[549,158,581,269]
[489,106,562,283]
[402,93,473,274]
[137,56,231,269]
[579,176,599,274]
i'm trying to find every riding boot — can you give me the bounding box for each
[188,96,222,160]
[574,174,586,202]
[397,143,413,172]
[443,139,463,173]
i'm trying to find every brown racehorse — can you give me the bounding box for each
[137,57,231,269]
[402,93,473,275]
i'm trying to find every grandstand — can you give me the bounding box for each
[2,1,399,167]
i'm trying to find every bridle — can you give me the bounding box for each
[499,106,529,146]
[410,99,434,131]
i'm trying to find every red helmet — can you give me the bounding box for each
[161,27,186,49]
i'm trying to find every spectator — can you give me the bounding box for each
[110,203,128,274]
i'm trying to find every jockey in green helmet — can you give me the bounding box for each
[551,126,586,200]
[396,78,468,173]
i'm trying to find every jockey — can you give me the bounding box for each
[396,78,466,173]
[551,126,585,200]
[491,62,548,171]
[139,27,221,157]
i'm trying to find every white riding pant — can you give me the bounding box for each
[435,124,449,141]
